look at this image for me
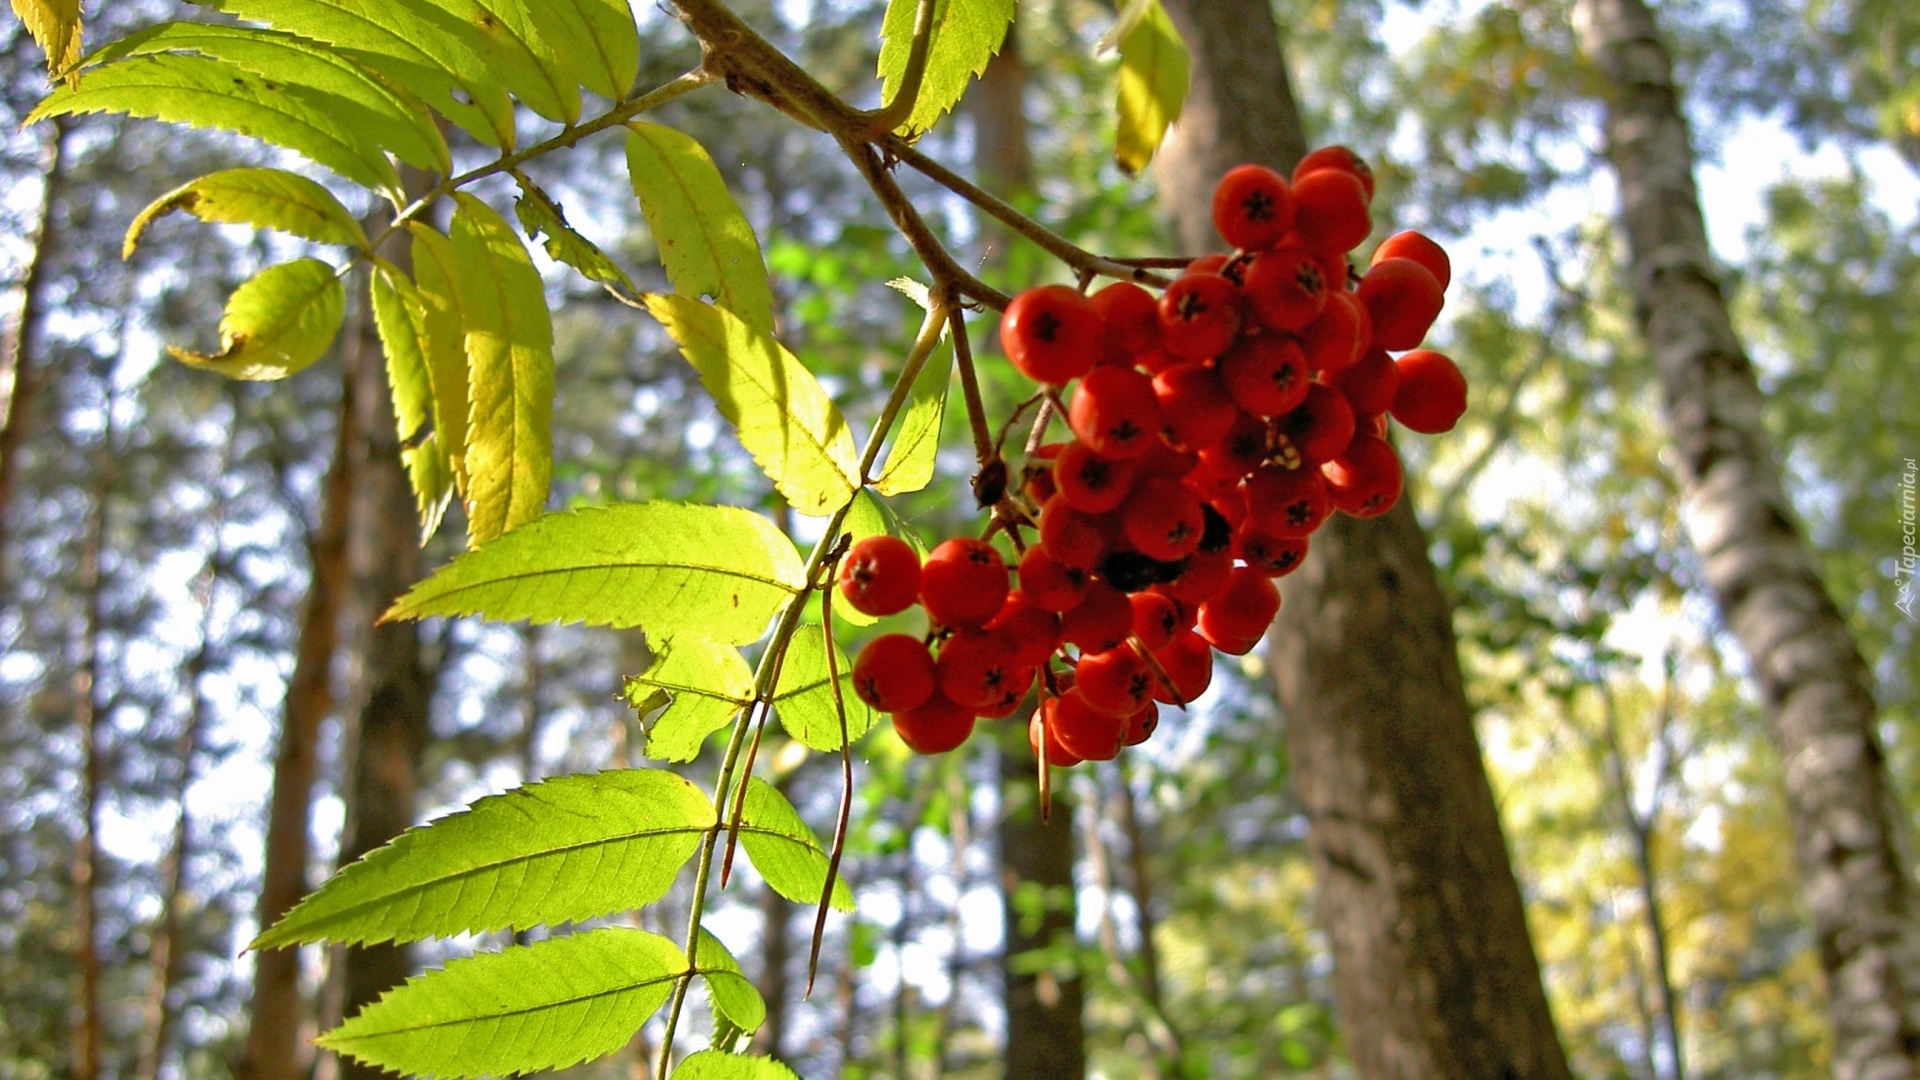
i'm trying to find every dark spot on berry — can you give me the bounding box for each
[1101,551,1185,591]
[1111,419,1142,443]
[1286,501,1312,527]
[1295,264,1323,292]
[1034,311,1063,343]
[1199,505,1232,552]
[1176,292,1208,321]
[1243,190,1276,222]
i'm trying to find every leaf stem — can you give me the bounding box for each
[863,0,939,136]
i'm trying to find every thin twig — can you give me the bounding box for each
[806,563,855,995]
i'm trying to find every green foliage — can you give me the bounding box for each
[1113,0,1188,176]
[255,770,714,947]
[318,928,689,1078]
[877,0,1015,134]
[126,167,370,259]
[430,0,579,125]
[645,293,859,516]
[625,123,778,335]
[10,0,79,78]
[408,223,475,501]
[449,192,555,544]
[771,624,877,753]
[526,0,640,103]
[169,258,345,381]
[387,501,806,644]
[673,1050,803,1080]
[369,259,457,535]
[513,173,637,292]
[738,778,855,911]
[624,637,755,763]
[695,930,768,1034]
[870,336,952,496]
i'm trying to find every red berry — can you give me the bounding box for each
[1212,164,1296,250]
[1060,581,1133,655]
[893,693,975,754]
[1326,346,1401,417]
[1292,145,1376,202]
[1276,383,1358,466]
[1183,253,1231,277]
[1053,440,1138,514]
[1129,590,1183,652]
[1323,434,1403,517]
[1161,545,1233,606]
[1121,475,1205,562]
[1372,230,1451,291]
[1149,631,1213,704]
[1299,290,1372,373]
[1390,349,1467,434]
[1293,168,1372,254]
[937,629,1023,709]
[1046,690,1124,762]
[1068,366,1162,460]
[1245,465,1333,538]
[988,590,1063,669]
[1194,410,1270,479]
[1197,567,1281,646]
[837,535,922,617]
[1075,643,1155,717]
[1152,361,1237,451]
[1029,707,1084,768]
[853,634,937,712]
[919,538,1009,629]
[1157,272,1244,361]
[1000,284,1101,385]
[1241,245,1328,333]
[1017,545,1091,613]
[1235,525,1310,577]
[1357,257,1444,351]
[1090,280,1161,363]
[1039,500,1111,571]
[1121,702,1159,746]
[1219,335,1311,417]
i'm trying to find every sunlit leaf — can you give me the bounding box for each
[625,123,776,334]
[126,167,368,259]
[409,224,472,498]
[673,1050,802,1080]
[623,636,753,762]
[370,261,455,538]
[318,928,687,1078]
[425,0,577,124]
[11,0,80,79]
[877,0,1015,133]
[386,502,805,646]
[513,173,636,291]
[449,193,553,543]
[871,337,952,496]
[738,777,854,911]
[170,258,344,380]
[696,930,767,1035]
[526,0,639,101]
[771,624,878,753]
[1114,0,1188,176]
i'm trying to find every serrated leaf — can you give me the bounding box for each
[409,224,472,497]
[1115,0,1188,176]
[401,436,454,542]
[877,0,1014,133]
[645,294,857,516]
[513,173,636,291]
[696,930,767,1034]
[127,167,368,260]
[386,501,805,645]
[771,624,878,753]
[88,23,451,173]
[170,258,344,380]
[738,778,854,911]
[673,1050,802,1080]
[11,0,80,80]
[526,0,638,101]
[206,0,516,148]
[30,53,402,194]
[420,0,577,124]
[450,193,553,543]
[371,261,454,538]
[318,928,686,1079]
[625,123,775,334]
[257,770,713,948]
[624,636,753,762]
[872,337,952,496]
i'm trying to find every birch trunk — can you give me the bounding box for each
[1576,1,1920,1074]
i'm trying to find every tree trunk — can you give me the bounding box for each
[1575,1,1920,1074]
[1156,3,1576,1077]
[238,366,360,1080]
[0,117,71,592]
[69,351,113,1080]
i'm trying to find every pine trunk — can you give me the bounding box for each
[1575,0,1920,1074]
[1156,2,1576,1076]
[69,361,112,1080]
[0,118,71,591]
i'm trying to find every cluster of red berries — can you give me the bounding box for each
[837,149,1467,767]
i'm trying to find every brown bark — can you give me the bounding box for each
[70,356,112,1080]
[238,366,360,1080]
[0,117,71,592]
[1575,1,1920,1074]
[1157,3,1575,1077]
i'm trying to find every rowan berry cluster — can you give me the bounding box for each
[838,148,1467,767]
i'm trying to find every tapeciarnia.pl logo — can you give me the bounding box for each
[1899,457,1917,622]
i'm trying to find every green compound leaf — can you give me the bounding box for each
[696,930,767,1035]
[370,261,455,539]
[450,193,553,544]
[1114,0,1188,176]
[88,22,451,173]
[386,501,805,646]
[625,123,775,335]
[318,928,687,1079]
[513,173,636,292]
[645,293,858,517]
[673,1050,802,1080]
[738,778,854,911]
[526,0,638,102]
[205,0,516,148]
[876,0,1014,134]
[772,623,878,753]
[623,636,753,763]
[30,52,402,194]
[126,167,368,259]
[871,336,952,496]
[170,258,344,381]
[409,224,472,498]
[256,770,714,948]
[12,0,82,80]
[426,0,577,125]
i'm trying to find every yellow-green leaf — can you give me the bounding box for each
[512,173,635,292]
[526,0,638,101]
[11,0,80,80]
[673,1050,801,1080]
[645,294,858,516]
[737,778,854,911]
[625,123,776,335]
[1114,0,1188,176]
[771,624,878,753]
[87,22,451,173]
[876,0,1014,133]
[370,261,455,539]
[30,52,402,195]
[420,0,577,125]
[408,224,472,498]
[871,337,952,496]
[623,636,753,763]
[170,258,344,380]
[401,436,454,542]
[126,167,368,259]
[696,931,767,1035]
[449,193,553,544]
